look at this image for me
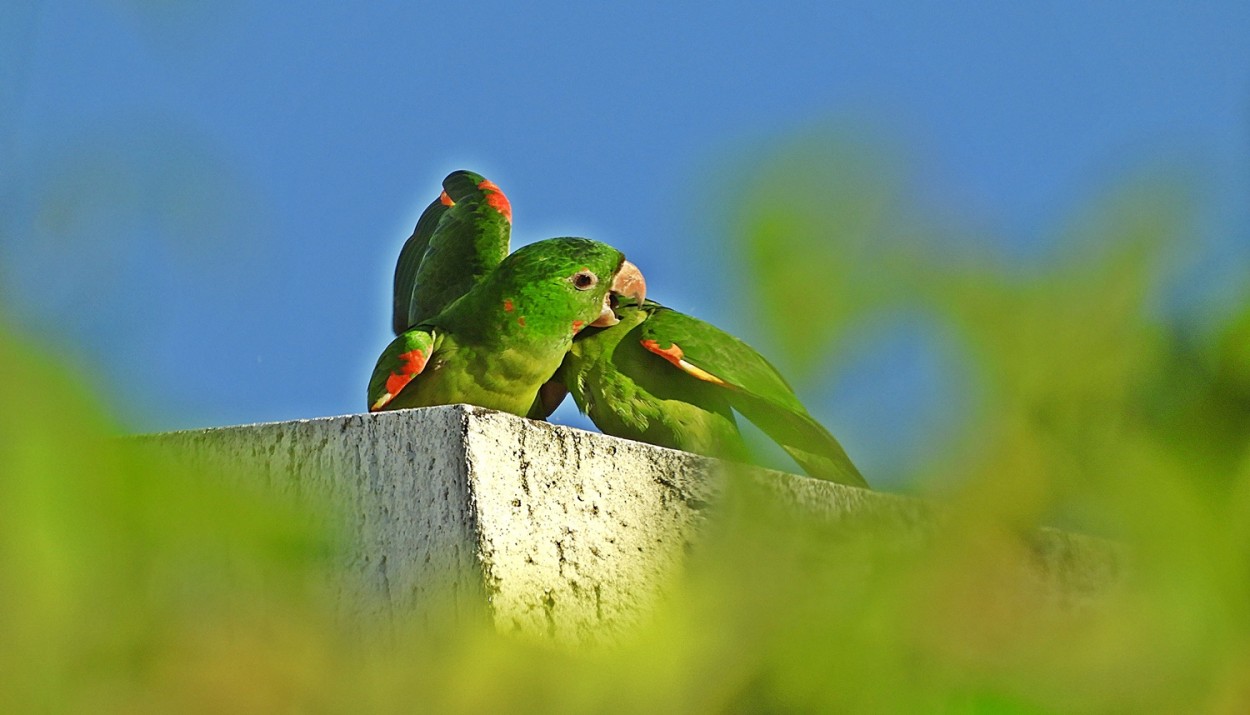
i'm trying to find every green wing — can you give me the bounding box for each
[368,328,437,412]
[637,302,867,487]
[404,170,512,328]
[392,194,452,335]
[554,302,744,461]
[637,303,801,407]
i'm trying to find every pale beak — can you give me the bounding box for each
[590,259,647,327]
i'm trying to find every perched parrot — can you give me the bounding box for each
[391,170,512,334]
[550,298,868,487]
[368,237,647,417]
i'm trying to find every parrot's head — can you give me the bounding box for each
[497,237,646,335]
[599,258,646,327]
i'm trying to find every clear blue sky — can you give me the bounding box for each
[2,2,1247,481]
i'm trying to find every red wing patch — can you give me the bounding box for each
[439,191,454,207]
[477,179,513,223]
[398,349,428,375]
[572,319,585,334]
[640,339,727,386]
[503,299,514,312]
[371,349,428,411]
[383,372,412,397]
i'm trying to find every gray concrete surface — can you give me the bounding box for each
[145,405,1120,645]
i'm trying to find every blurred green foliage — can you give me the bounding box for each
[2,136,1249,712]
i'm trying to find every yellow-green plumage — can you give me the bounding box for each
[392,170,512,334]
[554,300,868,487]
[369,237,634,417]
[557,305,747,460]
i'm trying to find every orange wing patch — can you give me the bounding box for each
[439,191,454,207]
[370,349,428,411]
[477,179,513,223]
[640,339,727,386]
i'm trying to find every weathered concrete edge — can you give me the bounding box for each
[448,406,1121,637]
[138,405,1123,642]
[139,408,495,630]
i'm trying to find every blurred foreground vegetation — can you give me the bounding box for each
[3,140,1250,712]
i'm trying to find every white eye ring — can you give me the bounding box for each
[571,270,598,290]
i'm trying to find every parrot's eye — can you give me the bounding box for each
[571,270,598,290]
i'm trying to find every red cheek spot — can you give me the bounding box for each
[477,179,512,223]
[517,316,527,327]
[439,191,454,207]
[503,299,514,312]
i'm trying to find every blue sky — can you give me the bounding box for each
[2,1,1247,483]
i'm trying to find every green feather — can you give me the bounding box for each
[393,170,512,334]
[392,195,449,335]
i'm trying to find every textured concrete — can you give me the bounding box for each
[144,405,1120,644]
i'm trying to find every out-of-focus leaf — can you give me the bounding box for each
[3,126,1250,712]
[722,132,908,380]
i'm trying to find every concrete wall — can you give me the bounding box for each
[145,405,1120,645]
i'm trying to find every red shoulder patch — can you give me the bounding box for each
[439,191,454,207]
[398,349,427,375]
[640,339,727,386]
[380,349,428,402]
[641,339,683,364]
[477,179,512,223]
[384,372,412,397]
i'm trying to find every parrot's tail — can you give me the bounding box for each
[732,395,869,488]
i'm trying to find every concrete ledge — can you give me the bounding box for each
[144,405,1120,644]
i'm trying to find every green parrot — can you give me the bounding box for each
[369,237,646,417]
[550,298,868,487]
[391,170,512,334]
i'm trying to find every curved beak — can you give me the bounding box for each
[590,259,647,327]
